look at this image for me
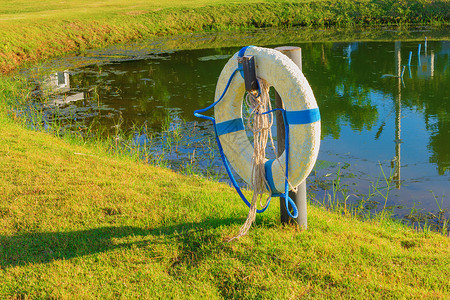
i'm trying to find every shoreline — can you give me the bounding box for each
[1,0,449,73]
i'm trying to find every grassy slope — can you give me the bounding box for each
[1,0,449,73]
[1,75,450,299]
[1,107,449,298]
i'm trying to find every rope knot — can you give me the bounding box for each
[229,78,272,241]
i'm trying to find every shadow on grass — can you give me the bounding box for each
[0,217,243,268]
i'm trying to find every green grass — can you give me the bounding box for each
[1,73,450,299]
[1,0,449,73]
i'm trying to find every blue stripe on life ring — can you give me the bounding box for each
[216,118,245,136]
[264,159,281,194]
[285,108,320,125]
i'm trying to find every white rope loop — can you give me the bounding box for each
[230,78,272,240]
[229,78,299,241]
[213,47,321,241]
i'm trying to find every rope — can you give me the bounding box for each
[228,78,301,241]
[195,46,303,240]
[194,66,272,215]
[229,78,273,240]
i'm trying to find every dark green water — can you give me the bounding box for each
[28,31,449,228]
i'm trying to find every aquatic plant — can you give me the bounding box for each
[311,162,449,235]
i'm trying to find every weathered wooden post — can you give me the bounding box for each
[274,46,308,229]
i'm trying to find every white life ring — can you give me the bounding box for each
[214,46,321,194]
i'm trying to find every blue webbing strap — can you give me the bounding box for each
[194,45,321,218]
[285,108,321,125]
[264,159,277,195]
[216,118,245,136]
[261,108,297,218]
[194,46,270,214]
[237,46,254,79]
[262,107,320,218]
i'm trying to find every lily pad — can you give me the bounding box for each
[314,160,338,171]
[197,54,231,61]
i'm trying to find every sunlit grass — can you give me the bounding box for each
[1,0,448,73]
[0,0,247,20]
[1,75,450,299]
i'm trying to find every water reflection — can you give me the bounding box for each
[29,39,449,221]
[44,71,84,105]
[392,41,402,189]
[45,71,70,91]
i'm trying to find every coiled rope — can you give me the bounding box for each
[229,78,296,240]
[230,78,272,239]
[194,46,302,241]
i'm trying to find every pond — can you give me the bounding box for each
[24,27,449,231]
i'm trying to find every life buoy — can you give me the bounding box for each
[213,46,321,195]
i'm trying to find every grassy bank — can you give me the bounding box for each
[1,69,450,299]
[1,0,449,73]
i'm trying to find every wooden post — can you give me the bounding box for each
[274,46,307,229]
